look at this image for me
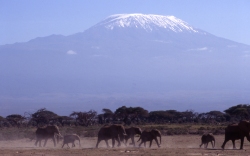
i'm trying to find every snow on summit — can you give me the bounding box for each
[96,14,199,33]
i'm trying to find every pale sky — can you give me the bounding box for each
[1,0,250,45]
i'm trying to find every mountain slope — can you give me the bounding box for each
[0,14,250,115]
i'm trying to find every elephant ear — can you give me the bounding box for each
[153,129,161,136]
[151,129,158,136]
[116,125,121,130]
[136,127,142,135]
[117,125,124,132]
[45,126,53,133]
[46,125,59,134]
[238,120,250,133]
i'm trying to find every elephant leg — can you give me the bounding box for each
[72,142,75,147]
[112,138,115,148]
[52,137,56,147]
[221,139,229,149]
[200,140,203,148]
[131,136,135,147]
[139,141,143,147]
[96,139,101,148]
[199,142,203,148]
[149,140,152,148]
[62,143,65,148]
[105,140,111,148]
[144,141,146,147]
[35,138,41,147]
[246,135,250,142]
[154,138,161,148]
[210,141,212,148]
[124,138,128,146]
[67,143,70,148]
[211,141,214,148]
[35,139,39,146]
[232,140,236,149]
[205,143,208,148]
[240,138,244,150]
[115,138,121,147]
[43,139,48,147]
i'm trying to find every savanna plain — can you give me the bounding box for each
[1,125,250,156]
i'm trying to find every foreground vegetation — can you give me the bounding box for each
[0,103,248,141]
[0,123,226,141]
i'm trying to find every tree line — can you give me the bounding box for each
[0,104,250,128]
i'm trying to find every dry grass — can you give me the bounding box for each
[0,135,250,156]
[0,123,226,141]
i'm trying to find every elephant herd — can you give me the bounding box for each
[34,120,250,150]
[95,124,161,148]
[34,124,161,148]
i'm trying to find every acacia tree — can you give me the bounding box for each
[180,110,197,123]
[5,114,26,128]
[148,110,181,123]
[27,108,59,127]
[224,104,250,121]
[70,110,97,127]
[128,107,149,124]
[0,116,5,127]
[205,111,226,123]
[98,108,114,124]
[57,116,74,126]
[114,106,148,125]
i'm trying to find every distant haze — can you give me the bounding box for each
[1,14,250,116]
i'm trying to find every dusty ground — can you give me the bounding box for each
[1,135,250,156]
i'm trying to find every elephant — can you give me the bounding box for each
[199,133,215,148]
[34,125,62,147]
[96,124,127,148]
[120,126,142,147]
[221,120,250,149]
[137,129,161,148]
[61,134,81,148]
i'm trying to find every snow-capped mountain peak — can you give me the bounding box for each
[95,13,199,33]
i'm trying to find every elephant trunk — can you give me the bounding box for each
[56,133,63,144]
[159,134,161,144]
[122,128,127,136]
[56,134,59,143]
[213,138,215,148]
[59,133,63,138]
[78,138,81,147]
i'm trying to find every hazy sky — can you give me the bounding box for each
[1,0,250,46]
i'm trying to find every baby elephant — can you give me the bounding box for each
[200,133,215,148]
[62,134,81,148]
[138,129,161,148]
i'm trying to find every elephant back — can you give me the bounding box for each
[125,127,141,136]
[201,133,214,141]
[238,120,250,128]
[131,126,142,135]
[46,125,60,134]
[98,124,126,138]
[225,123,239,131]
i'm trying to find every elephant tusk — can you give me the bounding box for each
[58,133,63,138]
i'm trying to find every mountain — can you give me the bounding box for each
[1,14,250,116]
[94,14,199,32]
